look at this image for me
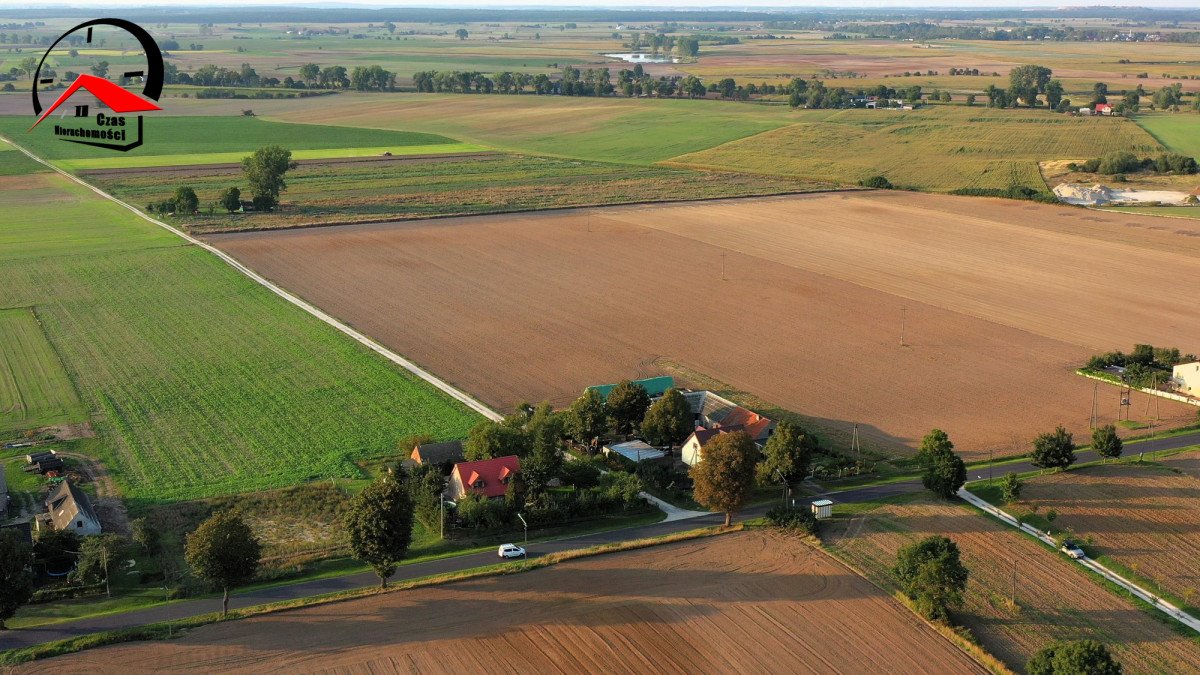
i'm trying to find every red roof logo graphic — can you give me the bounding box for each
[29,73,161,131]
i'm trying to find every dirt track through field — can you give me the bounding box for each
[21,531,986,674]
[208,191,1199,458]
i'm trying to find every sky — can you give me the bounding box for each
[10,1,1200,8]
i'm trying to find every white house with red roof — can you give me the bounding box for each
[448,455,520,500]
[1094,103,1114,115]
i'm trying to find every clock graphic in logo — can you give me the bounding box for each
[28,18,164,151]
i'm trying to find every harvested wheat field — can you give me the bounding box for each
[1019,459,1200,604]
[20,531,986,674]
[209,191,1199,459]
[826,497,1200,674]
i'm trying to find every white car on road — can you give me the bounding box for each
[1061,543,1086,560]
[498,543,526,559]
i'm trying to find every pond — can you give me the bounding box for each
[604,53,679,64]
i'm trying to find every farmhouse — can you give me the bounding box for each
[448,455,520,500]
[410,440,464,471]
[683,390,774,443]
[682,426,746,466]
[36,480,102,536]
[1173,362,1200,396]
[1095,103,1114,115]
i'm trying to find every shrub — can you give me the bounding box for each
[766,505,819,535]
[859,175,893,189]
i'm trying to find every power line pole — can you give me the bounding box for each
[1090,381,1098,429]
[1011,556,1018,609]
[721,252,727,281]
[900,307,907,347]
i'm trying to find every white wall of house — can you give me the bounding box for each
[1174,362,1200,396]
[682,435,704,466]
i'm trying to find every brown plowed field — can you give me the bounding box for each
[208,191,1200,458]
[1020,459,1200,604]
[19,531,986,674]
[826,497,1200,674]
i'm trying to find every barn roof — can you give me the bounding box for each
[45,480,99,532]
[586,376,675,400]
[411,440,465,466]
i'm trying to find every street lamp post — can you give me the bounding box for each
[517,513,528,544]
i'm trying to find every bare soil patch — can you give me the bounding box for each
[1020,461,1200,604]
[208,191,1198,459]
[826,497,1200,674]
[20,531,986,674]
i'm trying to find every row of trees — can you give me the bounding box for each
[161,61,397,92]
[1069,151,1199,176]
[149,145,296,217]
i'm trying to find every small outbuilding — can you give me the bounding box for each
[409,440,464,472]
[603,440,666,463]
[811,499,834,520]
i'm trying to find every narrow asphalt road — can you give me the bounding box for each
[3,429,1197,652]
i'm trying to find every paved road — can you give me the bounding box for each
[3,429,1197,652]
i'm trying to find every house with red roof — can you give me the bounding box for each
[448,455,520,500]
[1094,103,1113,115]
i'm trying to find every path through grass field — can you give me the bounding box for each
[0,169,479,502]
[0,307,86,436]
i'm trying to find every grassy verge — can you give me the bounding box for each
[0,523,739,666]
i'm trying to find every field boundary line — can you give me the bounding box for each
[200,185,855,238]
[957,487,1200,634]
[0,135,502,423]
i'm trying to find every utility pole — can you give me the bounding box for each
[721,252,727,281]
[1011,556,1018,609]
[587,212,592,233]
[900,307,907,347]
[517,512,528,544]
[440,496,445,539]
[1090,382,1098,429]
[989,446,994,482]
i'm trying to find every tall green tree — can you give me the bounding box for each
[1000,472,1023,503]
[894,535,969,622]
[916,429,954,467]
[184,511,262,616]
[755,420,813,486]
[640,388,693,447]
[605,380,651,435]
[567,388,606,445]
[1009,64,1052,107]
[455,28,469,40]
[522,402,564,500]
[72,534,124,597]
[690,431,758,527]
[173,186,199,215]
[241,145,295,209]
[1092,424,1122,460]
[464,418,529,461]
[219,186,242,213]
[923,447,967,499]
[1028,640,1122,675]
[345,472,415,588]
[298,62,320,84]
[1031,426,1076,470]
[0,529,34,630]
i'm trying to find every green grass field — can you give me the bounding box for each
[0,116,464,166]
[0,308,86,436]
[55,144,487,171]
[670,105,1165,192]
[1107,205,1200,220]
[268,94,792,165]
[93,152,825,233]
[0,170,479,502]
[1135,114,1200,159]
